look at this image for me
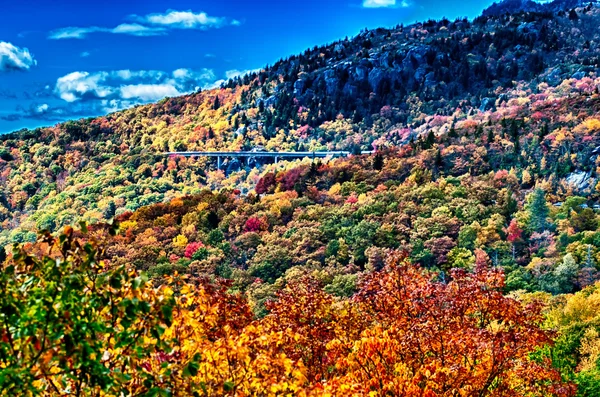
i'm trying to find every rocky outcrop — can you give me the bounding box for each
[293,79,305,95]
[368,68,387,91]
[482,0,596,17]
[566,170,594,192]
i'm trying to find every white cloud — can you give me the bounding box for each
[49,27,105,40]
[135,10,228,29]
[225,68,260,79]
[35,104,49,114]
[49,24,166,40]
[4,67,221,123]
[0,41,36,72]
[49,9,238,40]
[80,51,91,58]
[54,68,216,111]
[111,23,166,36]
[55,71,113,102]
[120,84,181,101]
[204,68,260,90]
[362,0,407,8]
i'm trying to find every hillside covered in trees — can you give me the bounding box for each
[2,0,600,244]
[5,0,600,395]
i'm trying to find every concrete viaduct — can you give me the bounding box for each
[164,150,374,169]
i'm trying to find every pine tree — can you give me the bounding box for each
[527,188,551,233]
[448,125,458,138]
[424,130,435,149]
[373,153,384,171]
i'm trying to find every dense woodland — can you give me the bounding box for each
[4,0,600,395]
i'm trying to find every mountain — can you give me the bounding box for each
[5,1,600,394]
[482,0,597,16]
[2,1,600,248]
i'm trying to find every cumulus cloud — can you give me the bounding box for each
[3,68,217,122]
[54,68,215,108]
[204,68,260,90]
[362,0,408,8]
[49,10,238,40]
[0,41,36,72]
[134,10,230,29]
[120,84,181,101]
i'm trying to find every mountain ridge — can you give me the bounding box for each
[483,0,597,16]
[1,2,600,245]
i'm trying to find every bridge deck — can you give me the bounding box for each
[164,151,361,158]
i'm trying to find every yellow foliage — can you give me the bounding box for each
[328,183,342,196]
[173,234,189,248]
[578,328,600,372]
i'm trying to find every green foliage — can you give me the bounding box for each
[527,188,551,233]
[576,371,600,397]
[324,274,358,297]
[0,226,173,395]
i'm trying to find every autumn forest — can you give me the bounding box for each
[4,0,600,395]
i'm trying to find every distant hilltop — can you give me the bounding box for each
[483,0,597,16]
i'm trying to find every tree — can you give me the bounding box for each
[103,201,116,219]
[569,8,579,20]
[527,188,551,233]
[0,226,308,395]
[0,226,173,395]
[505,218,523,261]
[321,255,575,396]
[372,152,384,171]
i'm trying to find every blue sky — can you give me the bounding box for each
[0,0,498,134]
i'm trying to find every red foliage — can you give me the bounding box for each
[345,194,358,204]
[244,217,267,233]
[278,167,304,191]
[255,172,276,195]
[506,218,523,243]
[184,241,204,258]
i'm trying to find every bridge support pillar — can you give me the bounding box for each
[274,156,278,164]
[217,156,221,169]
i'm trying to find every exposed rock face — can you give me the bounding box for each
[402,46,428,71]
[368,68,386,90]
[379,51,392,68]
[424,72,437,88]
[414,66,428,83]
[354,65,368,80]
[343,83,358,96]
[482,0,596,17]
[323,70,338,95]
[255,95,278,108]
[293,79,305,95]
[480,97,493,112]
[566,170,594,192]
[545,67,563,86]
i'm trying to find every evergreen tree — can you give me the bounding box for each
[373,153,384,171]
[424,130,435,149]
[448,125,458,138]
[539,123,549,139]
[527,188,551,233]
[103,201,116,220]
